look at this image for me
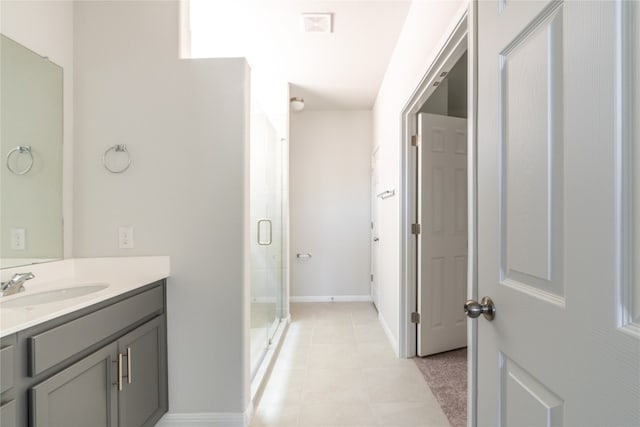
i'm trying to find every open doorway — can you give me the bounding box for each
[397,8,475,427]
[412,51,469,427]
[416,52,468,357]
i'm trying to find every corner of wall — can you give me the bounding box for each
[178,0,191,59]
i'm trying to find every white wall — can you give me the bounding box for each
[0,0,74,259]
[372,0,465,353]
[73,0,252,420]
[290,110,371,300]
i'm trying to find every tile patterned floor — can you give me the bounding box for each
[250,302,451,427]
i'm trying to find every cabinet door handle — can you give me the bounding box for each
[118,353,123,391]
[127,347,132,384]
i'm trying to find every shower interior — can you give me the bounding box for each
[249,102,287,377]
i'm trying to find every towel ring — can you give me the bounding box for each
[6,146,34,175]
[103,144,131,173]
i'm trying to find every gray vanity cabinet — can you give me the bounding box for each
[30,316,166,427]
[0,280,168,427]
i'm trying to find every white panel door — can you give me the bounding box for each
[418,113,467,356]
[476,1,640,425]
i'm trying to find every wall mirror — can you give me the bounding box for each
[1,34,63,269]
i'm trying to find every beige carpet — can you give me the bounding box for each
[414,348,467,427]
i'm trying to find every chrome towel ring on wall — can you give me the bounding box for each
[6,145,34,175]
[103,144,131,173]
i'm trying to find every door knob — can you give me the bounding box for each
[373,237,379,242]
[464,296,496,321]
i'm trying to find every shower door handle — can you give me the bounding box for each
[257,219,272,245]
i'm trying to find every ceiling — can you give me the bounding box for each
[189,0,412,110]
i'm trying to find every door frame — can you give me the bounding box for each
[371,145,381,310]
[398,2,478,425]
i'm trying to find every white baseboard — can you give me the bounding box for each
[289,295,372,303]
[156,405,254,427]
[378,311,399,356]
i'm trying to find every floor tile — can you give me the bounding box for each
[363,365,435,403]
[251,402,301,427]
[298,402,378,426]
[303,367,368,403]
[251,302,451,427]
[372,402,450,426]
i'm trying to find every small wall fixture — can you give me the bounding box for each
[6,145,34,175]
[377,189,395,200]
[103,144,131,174]
[290,97,305,112]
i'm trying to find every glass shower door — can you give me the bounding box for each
[250,106,284,377]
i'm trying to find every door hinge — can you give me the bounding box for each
[411,135,420,147]
[411,223,421,235]
[370,274,374,282]
[411,312,420,324]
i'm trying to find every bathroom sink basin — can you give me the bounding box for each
[0,283,109,308]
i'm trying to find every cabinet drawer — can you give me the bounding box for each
[0,345,14,393]
[28,286,163,376]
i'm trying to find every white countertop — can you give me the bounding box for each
[0,256,170,337]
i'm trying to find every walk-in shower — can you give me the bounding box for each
[249,103,286,377]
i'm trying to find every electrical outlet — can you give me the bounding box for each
[11,228,26,250]
[118,226,134,249]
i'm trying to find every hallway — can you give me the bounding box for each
[250,302,451,427]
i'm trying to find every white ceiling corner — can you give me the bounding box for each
[188,0,412,111]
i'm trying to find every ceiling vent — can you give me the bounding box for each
[301,13,333,33]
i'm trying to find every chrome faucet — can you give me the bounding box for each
[1,272,34,297]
